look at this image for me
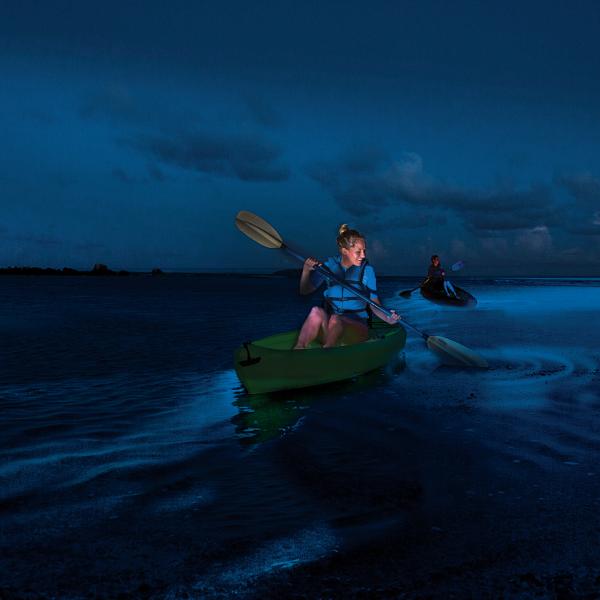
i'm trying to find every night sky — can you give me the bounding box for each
[2,1,600,275]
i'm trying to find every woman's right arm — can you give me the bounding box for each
[299,257,320,295]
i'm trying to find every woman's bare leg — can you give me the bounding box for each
[323,315,369,348]
[444,280,459,298]
[294,306,328,349]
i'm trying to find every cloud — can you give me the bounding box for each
[307,149,398,216]
[461,187,559,231]
[364,211,447,231]
[110,164,170,184]
[305,149,600,271]
[480,236,510,257]
[562,222,600,236]
[451,238,466,256]
[556,173,600,235]
[80,84,290,183]
[130,131,290,182]
[147,164,168,182]
[515,225,553,254]
[243,96,283,129]
[557,173,600,208]
[307,151,561,232]
[80,85,143,124]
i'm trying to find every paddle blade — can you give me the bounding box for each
[426,335,488,368]
[235,211,284,249]
[451,260,465,272]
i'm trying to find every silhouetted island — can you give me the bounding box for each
[0,264,130,276]
[0,266,403,279]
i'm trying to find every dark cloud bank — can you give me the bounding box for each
[307,151,600,238]
[130,131,289,182]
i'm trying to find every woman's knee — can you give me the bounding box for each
[308,306,327,321]
[328,314,342,328]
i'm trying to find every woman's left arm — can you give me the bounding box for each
[365,266,401,324]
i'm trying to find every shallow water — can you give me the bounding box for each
[1,275,600,598]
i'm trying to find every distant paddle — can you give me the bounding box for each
[399,281,427,299]
[235,211,488,368]
[451,260,465,272]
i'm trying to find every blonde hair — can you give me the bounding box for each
[336,224,365,250]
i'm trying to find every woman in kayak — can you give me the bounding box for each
[426,255,458,298]
[294,224,400,349]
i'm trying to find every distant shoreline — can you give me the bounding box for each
[1,267,600,280]
[0,266,133,277]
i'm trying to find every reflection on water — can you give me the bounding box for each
[233,391,313,445]
[232,353,406,445]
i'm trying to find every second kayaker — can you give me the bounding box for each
[294,224,400,349]
[426,254,459,298]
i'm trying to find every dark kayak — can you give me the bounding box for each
[420,283,477,307]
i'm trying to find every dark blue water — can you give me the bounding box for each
[1,275,600,598]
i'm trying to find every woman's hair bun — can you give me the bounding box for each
[337,224,364,249]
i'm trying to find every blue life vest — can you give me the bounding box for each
[311,257,378,320]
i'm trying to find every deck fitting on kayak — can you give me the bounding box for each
[239,342,261,367]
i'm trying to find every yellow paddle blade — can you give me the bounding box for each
[426,335,488,368]
[235,211,284,249]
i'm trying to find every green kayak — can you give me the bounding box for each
[234,321,406,394]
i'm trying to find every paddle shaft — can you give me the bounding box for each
[400,285,420,297]
[282,244,428,339]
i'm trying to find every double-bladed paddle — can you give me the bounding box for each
[235,210,488,368]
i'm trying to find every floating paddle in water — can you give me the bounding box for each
[235,210,488,369]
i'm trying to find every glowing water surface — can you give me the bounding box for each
[1,275,599,598]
